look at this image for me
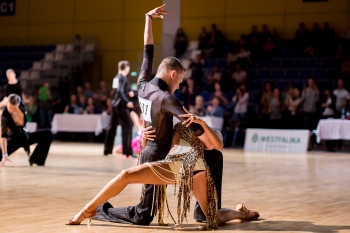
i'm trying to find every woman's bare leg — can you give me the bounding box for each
[69,163,175,223]
[192,171,245,224]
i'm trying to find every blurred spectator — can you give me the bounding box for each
[335,45,346,69]
[232,63,247,86]
[198,27,209,50]
[310,23,321,54]
[321,21,335,55]
[38,82,53,128]
[76,85,84,99]
[285,88,303,129]
[51,87,62,114]
[105,98,113,115]
[233,85,249,121]
[211,82,228,104]
[248,25,259,44]
[0,69,24,108]
[85,97,100,114]
[221,66,234,92]
[271,27,282,47]
[295,22,309,50]
[109,89,116,99]
[249,36,262,63]
[78,95,87,113]
[189,54,203,86]
[207,64,222,85]
[179,78,198,110]
[260,24,271,42]
[25,96,39,123]
[208,24,226,58]
[192,95,206,116]
[321,89,335,118]
[261,82,274,121]
[269,88,284,128]
[174,28,188,58]
[237,35,248,50]
[64,94,80,114]
[227,47,251,66]
[84,82,94,98]
[301,78,319,131]
[262,37,275,58]
[94,80,109,112]
[74,34,83,54]
[333,79,350,118]
[207,96,224,117]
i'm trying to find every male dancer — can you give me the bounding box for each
[0,94,52,167]
[94,4,209,225]
[104,61,135,157]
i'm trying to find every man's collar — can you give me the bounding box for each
[150,77,168,91]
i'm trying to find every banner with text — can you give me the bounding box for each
[0,0,15,16]
[244,129,309,153]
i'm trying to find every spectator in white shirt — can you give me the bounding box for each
[232,63,247,86]
[333,79,350,117]
[233,85,249,121]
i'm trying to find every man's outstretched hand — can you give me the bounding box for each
[146,4,169,19]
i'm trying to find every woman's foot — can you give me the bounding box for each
[236,201,259,221]
[66,208,96,225]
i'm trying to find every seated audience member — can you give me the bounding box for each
[94,80,109,112]
[333,79,350,118]
[207,64,222,85]
[295,22,309,50]
[64,94,81,114]
[322,89,335,118]
[189,54,203,86]
[232,85,249,121]
[262,37,275,58]
[261,82,274,121]
[76,85,85,99]
[232,63,247,86]
[260,24,272,42]
[85,97,100,114]
[211,82,228,105]
[0,94,52,167]
[269,88,284,128]
[51,87,62,114]
[208,24,226,58]
[192,95,206,116]
[84,82,94,98]
[174,28,188,58]
[179,78,198,110]
[105,98,113,115]
[198,26,209,51]
[227,47,251,66]
[25,95,39,123]
[207,96,224,118]
[321,21,335,55]
[78,95,87,113]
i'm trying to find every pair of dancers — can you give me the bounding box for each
[66,4,259,230]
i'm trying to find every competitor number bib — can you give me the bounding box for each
[138,97,152,122]
[112,77,119,89]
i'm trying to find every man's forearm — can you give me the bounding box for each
[144,15,153,45]
[1,138,8,154]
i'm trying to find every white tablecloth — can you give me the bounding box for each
[51,114,111,136]
[173,116,224,131]
[315,119,350,142]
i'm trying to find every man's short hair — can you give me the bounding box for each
[118,61,130,71]
[158,57,185,73]
[8,94,21,105]
[6,69,15,75]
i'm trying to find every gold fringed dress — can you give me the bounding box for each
[144,123,218,230]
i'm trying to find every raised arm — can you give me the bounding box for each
[137,5,169,89]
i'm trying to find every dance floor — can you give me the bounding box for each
[1,142,350,233]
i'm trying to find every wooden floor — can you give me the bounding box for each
[1,142,350,233]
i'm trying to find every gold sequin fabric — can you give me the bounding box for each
[150,123,218,230]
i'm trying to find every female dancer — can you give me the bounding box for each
[66,108,259,230]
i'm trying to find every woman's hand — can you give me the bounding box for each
[142,126,156,141]
[0,155,11,167]
[146,4,169,19]
[179,107,204,127]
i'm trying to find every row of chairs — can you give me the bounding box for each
[0,45,55,53]
[257,57,334,68]
[0,52,46,62]
[248,68,336,80]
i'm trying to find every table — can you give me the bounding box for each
[173,116,224,130]
[51,114,111,136]
[315,119,350,143]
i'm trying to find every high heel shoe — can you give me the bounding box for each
[66,208,96,226]
[236,201,259,221]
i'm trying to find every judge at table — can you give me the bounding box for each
[0,94,53,167]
